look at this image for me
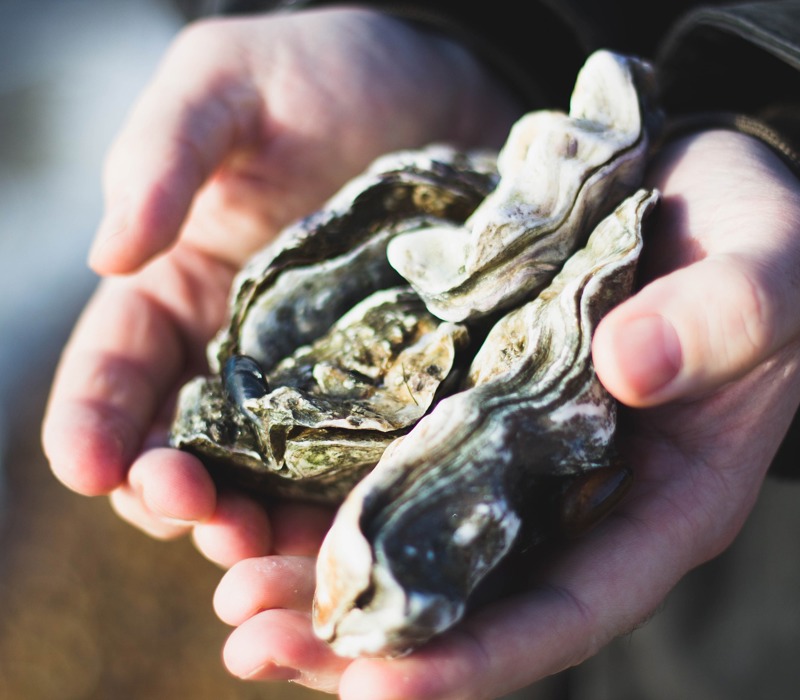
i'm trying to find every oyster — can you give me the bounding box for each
[169,49,662,655]
[313,189,658,657]
[387,49,659,322]
[209,146,498,374]
[174,287,469,501]
[171,146,497,500]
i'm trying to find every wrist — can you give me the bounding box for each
[661,111,800,181]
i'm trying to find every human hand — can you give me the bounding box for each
[40,7,520,561]
[213,129,800,697]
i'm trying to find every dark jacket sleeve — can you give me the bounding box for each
[655,2,800,172]
[195,1,800,156]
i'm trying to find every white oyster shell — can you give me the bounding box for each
[386,50,658,322]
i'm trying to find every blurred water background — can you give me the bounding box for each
[0,0,177,489]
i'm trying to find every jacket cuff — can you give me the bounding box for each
[656,2,800,147]
[663,111,800,179]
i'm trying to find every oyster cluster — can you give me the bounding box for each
[170,50,662,657]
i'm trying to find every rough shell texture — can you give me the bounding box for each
[386,50,660,322]
[169,49,662,655]
[170,146,496,500]
[313,189,658,657]
[209,146,498,374]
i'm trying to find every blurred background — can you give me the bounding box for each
[2,2,800,700]
[0,1,321,698]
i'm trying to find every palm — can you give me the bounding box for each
[93,9,519,273]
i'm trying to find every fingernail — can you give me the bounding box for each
[147,497,201,526]
[616,315,682,398]
[129,471,198,525]
[159,514,200,526]
[243,662,300,681]
[127,469,145,499]
[89,203,129,267]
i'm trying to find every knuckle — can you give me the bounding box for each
[702,257,774,368]
[170,16,232,56]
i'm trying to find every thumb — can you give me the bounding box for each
[593,253,797,407]
[88,28,259,274]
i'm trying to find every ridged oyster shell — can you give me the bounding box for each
[170,146,496,500]
[387,49,659,322]
[169,49,662,654]
[174,287,469,501]
[313,189,658,657]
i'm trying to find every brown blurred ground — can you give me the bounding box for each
[0,360,324,700]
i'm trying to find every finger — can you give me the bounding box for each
[214,556,316,625]
[128,447,216,523]
[109,484,191,540]
[222,608,348,692]
[597,129,800,408]
[593,253,797,407]
[269,501,336,555]
[43,240,232,498]
[107,447,216,539]
[192,491,273,568]
[42,280,184,495]
[88,21,261,274]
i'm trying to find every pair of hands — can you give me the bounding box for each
[41,8,800,699]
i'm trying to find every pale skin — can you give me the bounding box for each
[41,7,800,699]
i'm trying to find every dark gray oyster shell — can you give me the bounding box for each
[171,145,497,500]
[169,50,662,655]
[313,189,658,657]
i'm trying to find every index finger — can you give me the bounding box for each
[88,20,262,275]
[41,248,232,495]
[42,278,183,494]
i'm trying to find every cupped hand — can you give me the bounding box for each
[40,7,520,559]
[213,129,800,698]
[595,129,800,408]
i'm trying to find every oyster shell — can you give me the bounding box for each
[174,287,468,500]
[170,146,496,500]
[210,146,498,374]
[387,50,659,322]
[168,49,663,656]
[313,189,658,657]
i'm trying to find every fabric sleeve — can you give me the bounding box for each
[655,1,800,173]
